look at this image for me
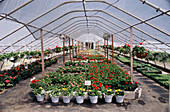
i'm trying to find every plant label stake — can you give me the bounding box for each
[85,80,91,91]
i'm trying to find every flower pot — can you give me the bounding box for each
[136,53,148,58]
[36,94,44,102]
[89,96,98,104]
[104,95,113,103]
[51,96,59,103]
[76,96,84,104]
[62,96,71,103]
[115,95,124,103]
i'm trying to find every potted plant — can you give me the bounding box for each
[88,88,101,104]
[103,88,114,103]
[120,44,130,54]
[75,88,85,104]
[48,87,61,103]
[115,89,125,103]
[30,77,46,102]
[133,43,148,58]
[61,87,72,103]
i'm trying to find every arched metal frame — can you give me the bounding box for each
[0,0,169,52]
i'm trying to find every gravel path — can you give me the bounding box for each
[0,53,169,112]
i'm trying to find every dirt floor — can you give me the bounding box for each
[0,54,169,112]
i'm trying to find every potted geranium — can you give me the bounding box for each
[61,87,72,103]
[120,44,130,54]
[30,77,46,102]
[88,87,101,104]
[115,89,125,103]
[133,43,148,58]
[75,88,86,104]
[103,88,114,103]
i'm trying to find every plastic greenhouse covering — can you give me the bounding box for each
[0,0,169,53]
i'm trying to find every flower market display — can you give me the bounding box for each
[30,51,139,104]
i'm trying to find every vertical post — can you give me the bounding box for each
[63,38,65,66]
[112,35,114,62]
[40,29,45,77]
[104,39,106,56]
[75,40,77,56]
[82,42,83,50]
[107,39,108,60]
[69,38,71,60]
[78,41,79,53]
[72,39,74,57]
[130,27,133,82]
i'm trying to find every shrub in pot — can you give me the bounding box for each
[48,87,61,103]
[133,43,148,59]
[61,88,72,103]
[88,88,101,104]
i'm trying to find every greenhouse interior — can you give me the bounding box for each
[0,0,169,112]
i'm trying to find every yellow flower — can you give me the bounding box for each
[39,87,43,89]
[108,89,112,92]
[62,88,67,91]
[80,88,83,91]
[115,90,118,92]
[59,89,61,91]
[82,89,85,91]
[88,90,91,92]
[56,88,58,90]
[117,92,119,94]
[118,89,121,92]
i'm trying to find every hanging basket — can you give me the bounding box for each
[136,53,148,58]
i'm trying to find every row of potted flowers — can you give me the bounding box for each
[30,52,139,104]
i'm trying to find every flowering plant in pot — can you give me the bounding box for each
[61,87,72,103]
[120,44,130,54]
[54,46,61,53]
[48,86,61,103]
[30,77,46,102]
[115,89,125,103]
[102,88,114,103]
[88,86,101,104]
[75,87,86,104]
[132,42,148,58]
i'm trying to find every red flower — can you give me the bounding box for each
[34,66,36,68]
[0,74,3,77]
[91,84,93,86]
[145,49,148,51]
[109,78,112,80]
[90,77,93,80]
[15,68,17,70]
[110,75,113,77]
[135,81,138,84]
[129,82,132,84]
[126,77,128,79]
[10,76,12,79]
[14,76,16,79]
[95,86,99,90]
[36,79,39,82]
[4,73,7,75]
[125,82,128,84]
[138,46,140,48]
[94,68,97,73]
[99,83,102,87]
[93,84,96,87]
[32,80,37,84]
[56,46,58,48]
[139,42,143,45]
[108,85,111,87]
[6,80,10,83]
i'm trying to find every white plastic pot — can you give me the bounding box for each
[76,96,84,104]
[89,96,98,104]
[115,95,124,103]
[62,96,71,103]
[51,96,59,103]
[36,94,44,102]
[104,95,113,103]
